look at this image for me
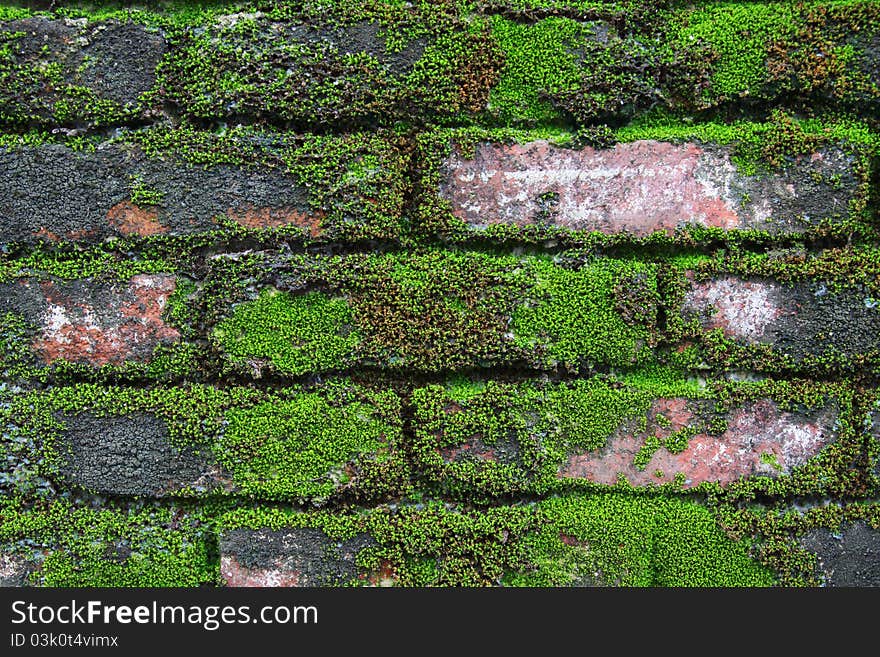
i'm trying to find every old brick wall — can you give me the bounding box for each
[1,0,879,587]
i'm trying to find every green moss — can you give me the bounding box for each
[512,493,774,586]
[124,125,409,243]
[488,16,593,125]
[153,4,495,127]
[128,176,164,207]
[660,1,879,111]
[663,3,797,102]
[0,312,34,376]
[218,392,404,502]
[206,251,669,375]
[214,288,360,376]
[2,381,407,503]
[478,0,658,18]
[760,451,784,471]
[411,375,667,497]
[616,110,879,175]
[335,250,529,370]
[512,258,657,369]
[488,15,661,126]
[0,26,137,128]
[0,498,217,587]
[0,250,174,285]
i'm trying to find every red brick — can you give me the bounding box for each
[559,398,837,487]
[683,276,788,342]
[31,274,180,366]
[106,201,168,237]
[226,204,325,237]
[439,140,858,237]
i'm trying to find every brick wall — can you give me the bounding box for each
[1,0,879,587]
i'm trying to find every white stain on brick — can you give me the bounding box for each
[441,140,745,235]
[683,277,786,342]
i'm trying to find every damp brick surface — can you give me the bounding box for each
[1,0,879,589]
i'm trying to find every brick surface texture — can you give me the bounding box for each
[1,1,879,592]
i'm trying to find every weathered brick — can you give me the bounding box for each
[0,502,216,587]
[2,382,407,503]
[0,274,180,367]
[680,275,880,362]
[217,493,772,587]
[0,142,302,242]
[0,18,165,126]
[413,377,840,494]
[871,406,880,481]
[487,5,878,126]
[0,552,35,587]
[58,412,224,497]
[211,251,658,376]
[559,398,838,488]
[0,133,405,245]
[220,528,375,587]
[160,13,497,126]
[800,521,880,587]
[438,139,860,238]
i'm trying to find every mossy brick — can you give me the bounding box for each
[474,0,665,22]
[211,250,658,376]
[1,382,408,504]
[57,412,224,497]
[560,397,839,489]
[0,499,218,587]
[517,493,774,586]
[678,273,880,370]
[488,14,665,126]
[0,7,499,127]
[661,1,880,115]
[435,138,864,240]
[157,11,499,126]
[0,552,35,587]
[217,492,773,586]
[412,375,843,496]
[0,17,165,127]
[487,3,879,126]
[0,130,408,245]
[0,273,181,369]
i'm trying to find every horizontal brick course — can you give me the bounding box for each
[412,378,843,494]
[559,398,838,488]
[0,133,407,245]
[210,252,658,375]
[2,383,407,503]
[438,139,861,238]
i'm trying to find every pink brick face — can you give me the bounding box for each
[559,398,837,488]
[440,140,766,235]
